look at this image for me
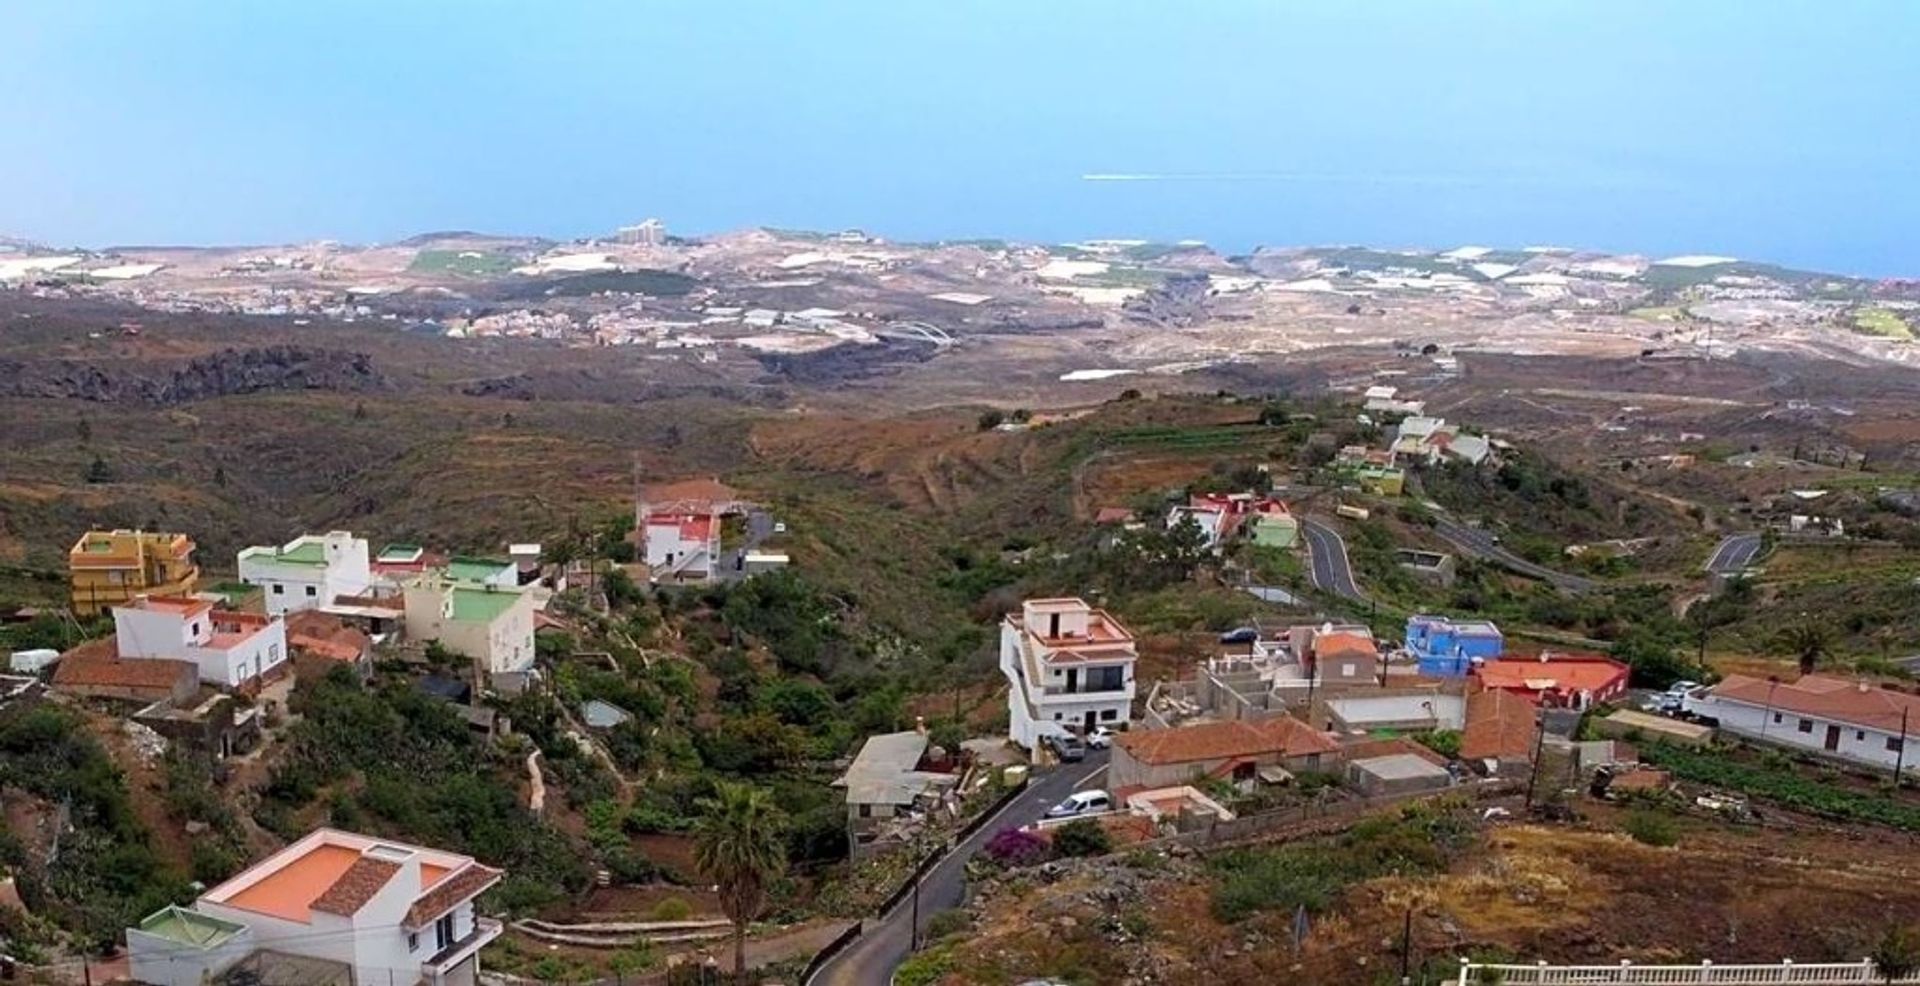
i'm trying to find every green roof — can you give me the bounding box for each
[242,539,327,566]
[445,556,512,584]
[138,906,245,949]
[450,585,522,622]
[378,542,424,560]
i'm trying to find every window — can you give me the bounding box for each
[1797,719,1813,734]
[857,804,871,819]
[1340,664,1355,678]
[435,913,456,951]
[1891,737,1906,753]
[305,585,317,597]
[1772,712,1782,724]
[1857,731,1867,741]
[1052,713,1062,721]
[408,933,419,952]
[190,622,201,636]
[272,584,284,595]
[1101,709,1118,721]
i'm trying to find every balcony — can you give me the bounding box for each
[421,917,502,979]
[1041,681,1133,697]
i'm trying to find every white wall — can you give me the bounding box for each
[404,583,536,674]
[1000,620,1134,748]
[113,607,287,687]
[127,924,255,986]
[1699,696,1911,773]
[241,533,372,616]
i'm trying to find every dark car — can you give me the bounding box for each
[1219,626,1260,645]
[1042,732,1087,762]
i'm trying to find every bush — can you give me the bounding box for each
[1622,810,1678,847]
[981,827,1052,868]
[924,909,971,941]
[650,897,694,922]
[1051,819,1113,858]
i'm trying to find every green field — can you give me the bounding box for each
[1852,307,1916,341]
[409,250,519,277]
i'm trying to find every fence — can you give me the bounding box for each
[1456,961,1920,985]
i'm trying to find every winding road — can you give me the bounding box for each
[809,752,1110,986]
[1704,532,1762,574]
[1300,516,1367,602]
[1434,518,1598,594]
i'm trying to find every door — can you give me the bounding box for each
[1064,668,1079,694]
[1083,710,1097,732]
[1823,724,1841,751]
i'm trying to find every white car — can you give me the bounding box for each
[773,521,787,534]
[1084,726,1116,749]
[1044,790,1112,819]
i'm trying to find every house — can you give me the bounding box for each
[508,544,543,586]
[128,828,503,986]
[52,643,198,705]
[372,543,438,580]
[284,610,373,681]
[637,477,749,584]
[1396,549,1457,586]
[1247,501,1299,549]
[1294,624,1381,684]
[1688,674,1920,774]
[68,529,200,617]
[113,595,290,691]
[237,532,372,616]
[1405,615,1504,677]
[1353,465,1405,497]
[1460,688,1539,773]
[1166,504,1229,551]
[1475,652,1631,709]
[402,578,537,675]
[834,730,960,857]
[1110,715,1340,790]
[134,686,263,760]
[1001,598,1138,750]
[1324,692,1465,734]
[1347,751,1453,796]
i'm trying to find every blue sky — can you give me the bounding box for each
[3,2,1916,274]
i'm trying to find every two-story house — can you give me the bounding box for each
[128,828,502,986]
[1405,614,1505,677]
[113,595,289,691]
[1001,597,1138,750]
[402,577,536,675]
[68,529,200,617]
[237,531,372,616]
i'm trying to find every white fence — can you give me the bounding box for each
[1457,961,1920,985]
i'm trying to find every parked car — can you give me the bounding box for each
[1219,626,1259,645]
[1045,790,1113,819]
[1043,732,1086,762]
[773,521,787,534]
[1084,725,1116,749]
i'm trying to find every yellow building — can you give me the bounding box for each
[68,529,200,616]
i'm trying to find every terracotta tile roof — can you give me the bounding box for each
[1093,507,1137,525]
[309,856,402,917]
[52,651,194,690]
[1461,688,1538,761]
[1476,654,1629,696]
[285,611,370,663]
[1315,630,1379,659]
[404,863,503,928]
[1115,716,1339,766]
[1709,673,1920,733]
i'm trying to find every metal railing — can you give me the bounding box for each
[1456,960,1920,985]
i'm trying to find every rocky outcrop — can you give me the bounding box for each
[0,346,385,404]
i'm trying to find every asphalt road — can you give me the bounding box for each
[1434,518,1598,594]
[1704,532,1762,574]
[1300,516,1367,602]
[810,752,1110,986]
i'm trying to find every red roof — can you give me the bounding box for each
[1315,630,1379,660]
[647,512,717,542]
[1709,673,1920,734]
[1461,688,1538,761]
[52,651,194,690]
[1476,653,1629,698]
[285,610,370,663]
[1114,716,1339,766]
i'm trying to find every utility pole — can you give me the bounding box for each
[1895,707,1910,786]
[1398,906,1414,985]
[910,877,922,951]
[1523,709,1549,810]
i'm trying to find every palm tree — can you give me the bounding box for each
[694,782,787,984]
[1780,620,1829,677]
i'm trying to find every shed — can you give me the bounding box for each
[581,699,633,730]
[9,648,59,674]
[1347,753,1452,796]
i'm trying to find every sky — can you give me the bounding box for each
[3,1,1917,275]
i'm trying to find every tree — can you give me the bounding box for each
[693,783,787,984]
[84,456,113,484]
[1780,620,1829,676]
[353,401,368,420]
[1052,818,1112,857]
[977,409,1005,431]
[1872,925,1920,985]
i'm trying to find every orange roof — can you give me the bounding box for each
[310,856,403,917]
[1315,630,1379,659]
[52,651,194,690]
[1115,716,1339,766]
[1476,654,1628,696]
[220,843,367,922]
[404,863,502,928]
[647,512,717,542]
[127,595,215,618]
[285,611,371,663]
[1709,673,1920,734]
[1461,688,1538,761]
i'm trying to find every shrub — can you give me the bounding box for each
[981,827,1052,868]
[1051,818,1113,858]
[924,909,971,941]
[650,897,694,922]
[1622,810,1678,847]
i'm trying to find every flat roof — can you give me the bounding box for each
[1352,753,1451,781]
[450,585,521,622]
[138,906,246,949]
[445,557,512,583]
[219,842,364,922]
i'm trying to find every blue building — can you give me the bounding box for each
[1405,614,1504,677]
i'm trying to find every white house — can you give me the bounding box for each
[1000,598,1138,750]
[113,595,288,691]
[1166,505,1228,551]
[1690,673,1918,775]
[402,577,537,675]
[128,828,502,986]
[238,531,372,616]
[643,511,720,581]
